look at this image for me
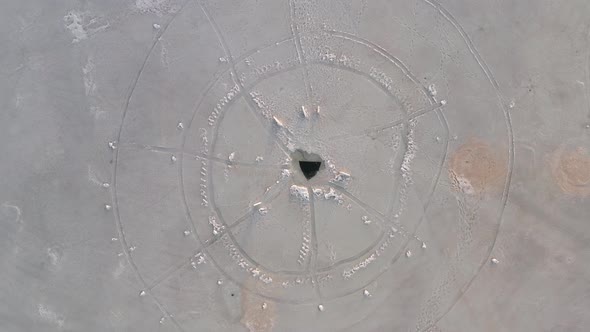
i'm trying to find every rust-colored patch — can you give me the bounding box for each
[550,146,590,197]
[448,138,507,195]
[240,279,277,332]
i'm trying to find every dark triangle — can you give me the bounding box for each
[299,161,321,180]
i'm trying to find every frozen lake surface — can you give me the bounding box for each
[1,0,589,331]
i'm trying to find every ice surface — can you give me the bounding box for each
[1,0,590,331]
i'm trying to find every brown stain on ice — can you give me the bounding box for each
[550,146,590,197]
[448,138,507,195]
[240,279,277,332]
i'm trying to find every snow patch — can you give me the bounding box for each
[112,259,126,279]
[63,11,109,44]
[47,247,62,267]
[38,304,65,328]
[290,185,309,201]
[333,171,351,184]
[135,0,179,16]
[323,188,342,201]
[456,176,476,195]
[64,11,87,43]
[82,57,96,96]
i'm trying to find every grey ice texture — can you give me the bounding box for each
[1,0,589,331]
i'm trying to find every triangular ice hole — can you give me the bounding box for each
[299,161,322,180]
